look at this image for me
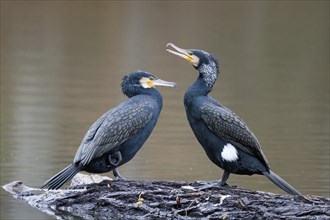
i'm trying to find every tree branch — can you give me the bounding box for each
[2,174,329,219]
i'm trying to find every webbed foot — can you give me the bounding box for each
[109,151,122,167]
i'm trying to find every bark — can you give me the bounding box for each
[2,174,330,220]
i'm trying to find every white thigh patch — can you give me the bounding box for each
[221,143,238,162]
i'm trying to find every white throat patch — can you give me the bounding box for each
[221,143,238,162]
[139,77,153,88]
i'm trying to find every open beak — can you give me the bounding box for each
[166,43,200,66]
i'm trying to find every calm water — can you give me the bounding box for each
[1,1,329,219]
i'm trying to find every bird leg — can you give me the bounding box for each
[108,151,125,180]
[220,171,230,186]
[198,171,230,191]
[109,151,122,167]
[113,168,125,180]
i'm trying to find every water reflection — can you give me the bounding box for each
[1,1,329,219]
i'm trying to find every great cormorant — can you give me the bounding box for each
[166,43,301,195]
[41,70,176,190]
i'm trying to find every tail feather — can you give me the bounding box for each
[263,170,302,196]
[41,164,79,190]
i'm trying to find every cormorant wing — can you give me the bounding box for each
[74,100,153,166]
[200,102,269,168]
[80,111,110,143]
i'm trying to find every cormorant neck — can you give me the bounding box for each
[135,88,163,105]
[197,61,218,89]
[145,89,163,113]
[124,86,161,98]
[185,60,219,98]
[186,76,213,97]
[145,88,162,101]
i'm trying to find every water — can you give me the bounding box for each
[1,1,329,219]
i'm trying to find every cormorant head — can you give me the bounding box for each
[166,43,219,88]
[121,70,176,98]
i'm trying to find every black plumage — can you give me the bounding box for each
[41,70,176,190]
[166,43,301,195]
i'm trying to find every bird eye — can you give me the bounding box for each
[188,51,194,56]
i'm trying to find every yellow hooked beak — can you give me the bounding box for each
[166,43,200,67]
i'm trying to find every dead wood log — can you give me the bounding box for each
[2,174,330,219]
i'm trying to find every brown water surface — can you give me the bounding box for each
[1,1,329,219]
